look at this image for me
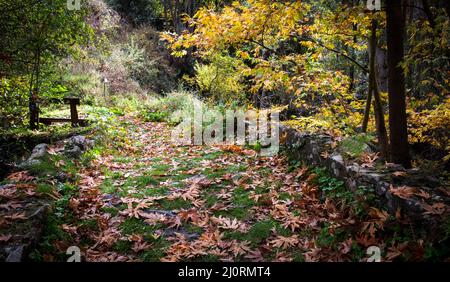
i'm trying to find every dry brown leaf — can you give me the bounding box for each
[5,212,27,220]
[7,171,35,182]
[389,185,416,200]
[269,235,299,250]
[422,202,447,215]
[0,234,12,242]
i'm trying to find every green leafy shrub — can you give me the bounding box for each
[194,53,246,104]
[339,134,374,158]
[144,111,169,122]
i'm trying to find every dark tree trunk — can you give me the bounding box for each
[386,0,411,168]
[29,48,41,130]
[163,0,169,28]
[367,19,389,160]
[361,79,372,133]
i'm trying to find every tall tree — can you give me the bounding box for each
[386,0,411,167]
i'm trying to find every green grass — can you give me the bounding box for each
[183,223,203,234]
[100,178,116,194]
[130,175,160,188]
[143,111,169,122]
[144,186,169,197]
[158,198,192,210]
[112,156,134,164]
[232,186,255,207]
[37,183,55,194]
[120,218,165,235]
[112,240,133,253]
[100,206,119,216]
[222,219,290,247]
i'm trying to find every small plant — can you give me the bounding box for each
[144,111,169,122]
[339,134,375,158]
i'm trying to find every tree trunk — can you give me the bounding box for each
[361,79,372,133]
[386,0,411,167]
[29,48,41,130]
[369,19,389,160]
[163,0,169,28]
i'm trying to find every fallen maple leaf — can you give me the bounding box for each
[0,234,12,242]
[389,185,416,200]
[415,190,431,199]
[5,212,27,220]
[132,241,152,253]
[368,207,389,222]
[7,171,35,182]
[178,209,200,223]
[228,240,251,257]
[360,153,379,168]
[244,249,265,262]
[15,183,37,190]
[212,216,247,232]
[143,213,167,225]
[0,201,22,210]
[422,202,447,215]
[320,151,330,159]
[269,235,299,250]
[386,241,408,261]
[222,145,244,154]
[339,238,353,255]
[274,251,293,262]
[392,171,407,177]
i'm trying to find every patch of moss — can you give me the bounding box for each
[158,198,192,210]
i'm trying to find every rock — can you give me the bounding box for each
[329,154,346,178]
[19,143,49,167]
[159,227,199,241]
[64,145,83,159]
[375,182,389,196]
[143,209,176,217]
[64,135,94,159]
[102,194,122,207]
[67,135,94,151]
[5,245,25,262]
[279,124,447,218]
[56,172,69,183]
[31,144,49,159]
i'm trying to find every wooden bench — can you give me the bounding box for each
[39,97,88,127]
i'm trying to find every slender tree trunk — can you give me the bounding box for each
[29,48,41,130]
[372,74,389,161]
[28,67,36,130]
[368,19,389,160]
[361,80,372,132]
[163,0,168,29]
[386,0,411,167]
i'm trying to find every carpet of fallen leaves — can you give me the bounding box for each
[1,116,449,262]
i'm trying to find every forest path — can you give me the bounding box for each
[37,116,366,262]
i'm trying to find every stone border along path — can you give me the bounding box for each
[280,125,449,219]
[1,116,448,262]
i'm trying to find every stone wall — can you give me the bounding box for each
[280,125,446,218]
[0,135,94,261]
